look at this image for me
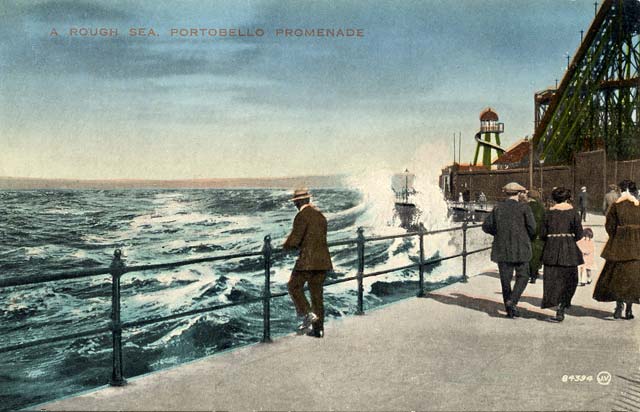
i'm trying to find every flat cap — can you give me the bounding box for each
[503,182,526,193]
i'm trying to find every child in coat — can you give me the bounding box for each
[577,228,595,285]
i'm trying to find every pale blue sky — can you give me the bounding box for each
[0,0,595,179]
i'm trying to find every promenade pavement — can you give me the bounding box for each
[38,213,640,411]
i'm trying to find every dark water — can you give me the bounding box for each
[0,188,467,410]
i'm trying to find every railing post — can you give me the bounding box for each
[417,226,425,297]
[109,249,127,387]
[461,221,469,283]
[356,227,365,315]
[262,235,272,343]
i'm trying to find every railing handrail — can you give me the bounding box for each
[0,224,484,289]
[0,221,492,387]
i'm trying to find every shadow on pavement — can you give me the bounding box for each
[427,292,549,321]
[476,272,614,319]
[517,295,613,319]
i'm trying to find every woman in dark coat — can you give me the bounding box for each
[593,179,640,319]
[540,187,584,322]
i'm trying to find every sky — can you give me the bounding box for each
[0,0,596,180]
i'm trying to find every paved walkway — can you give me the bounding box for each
[38,214,640,411]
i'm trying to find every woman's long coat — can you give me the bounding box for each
[593,194,640,302]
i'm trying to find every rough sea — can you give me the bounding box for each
[0,180,491,410]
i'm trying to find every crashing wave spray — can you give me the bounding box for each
[408,141,452,231]
[344,141,454,234]
[342,141,464,281]
[344,165,401,236]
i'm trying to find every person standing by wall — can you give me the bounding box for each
[578,186,588,222]
[526,189,545,284]
[482,182,537,318]
[593,179,640,320]
[602,184,620,215]
[284,188,333,337]
[540,187,584,322]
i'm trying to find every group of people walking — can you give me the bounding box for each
[281,180,640,338]
[482,180,640,322]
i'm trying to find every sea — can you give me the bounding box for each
[0,173,491,410]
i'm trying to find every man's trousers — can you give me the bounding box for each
[498,262,529,306]
[288,270,326,329]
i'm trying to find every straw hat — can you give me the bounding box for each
[503,182,526,193]
[291,188,312,201]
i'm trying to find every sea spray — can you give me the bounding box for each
[344,165,400,235]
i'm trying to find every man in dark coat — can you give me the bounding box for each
[284,188,333,337]
[578,186,588,222]
[482,182,537,318]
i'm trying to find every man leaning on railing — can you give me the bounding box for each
[283,188,333,338]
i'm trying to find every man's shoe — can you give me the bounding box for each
[306,328,324,338]
[505,300,519,318]
[626,303,634,320]
[528,278,536,284]
[296,312,318,335]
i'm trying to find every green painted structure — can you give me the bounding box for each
[533,0,640,164]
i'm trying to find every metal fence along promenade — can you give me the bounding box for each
[0,222,491,387]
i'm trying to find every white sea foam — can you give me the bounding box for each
[323,202,368,222]
[130,211,216,229]
[155,269,201,285]
[126,272,211,311]
[149,316,201,347]
[23,246,48,257]
[69,249,88,259]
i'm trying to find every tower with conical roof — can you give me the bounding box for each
[473,108,505,167]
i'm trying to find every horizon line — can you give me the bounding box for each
[0,174,349,190]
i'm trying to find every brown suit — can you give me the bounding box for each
[284,204,332,331]
[283,205,333,270]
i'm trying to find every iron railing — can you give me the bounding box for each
[0,222,491,386]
